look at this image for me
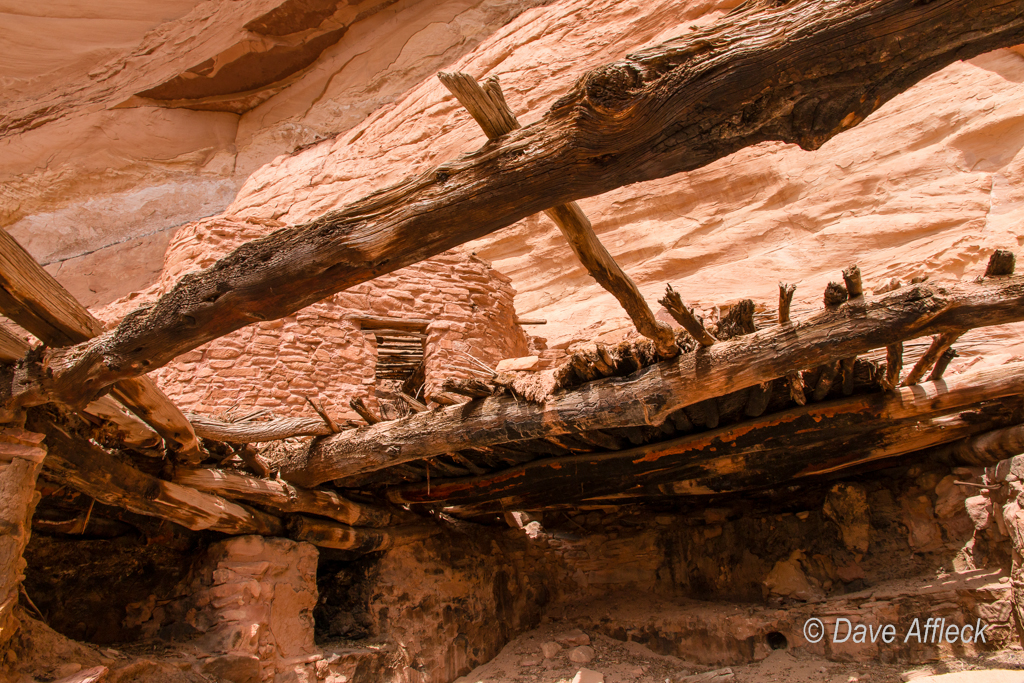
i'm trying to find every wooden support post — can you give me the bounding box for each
[842,265,863,298]
[985,249,1016,277]
[33,415,282,536]
[882,342,903,390]
[952,423,1024,466]
[659,284,715,347]
[744,382,773,418]
[778,283,796,324]
[928,347,958,382]
[349,397,380,425]
[174,467,414,527]
[812,362,839,401]
[788,372,807,406]
[903,331,964,386]
[439,71,677,357]
[840,357,857,396]
[0,228,201,461]
[0,428,45,649]
[441,377,493,399]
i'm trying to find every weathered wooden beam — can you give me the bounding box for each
[390,364,1024,509]
[349,397,380,425]
[187,412,335,442]
[659,284,715,347]
[288,516,438,554]
[0,324,29,363]
[10,0,1024,412]
[882,342,904,390]
[952,423,1024,466]
[440,71,677,356]
[778,283,796,324]
[928,346,958,381]
[173,467,413,527]
[32,414,282,536]
[281,276,1024,487]
[0,428,45,649]
[0,229,200,460]
[84,395,162,448]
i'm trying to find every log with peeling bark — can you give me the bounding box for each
[0,428,45,648]
[390,364,1024,510]
[173,468,414,527]
[11,0,1024,412]
[0,228,200,460]
[31,413,283,536]
[288,517,438,554]
[440,71,677,357]
[280,276,1024,487]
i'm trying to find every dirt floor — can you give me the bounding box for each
[454,619,1024,683]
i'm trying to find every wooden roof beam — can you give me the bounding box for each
[5,0,1024,412]
[280,274,1024,487]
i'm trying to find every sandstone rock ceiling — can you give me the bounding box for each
[0,0,1022,370]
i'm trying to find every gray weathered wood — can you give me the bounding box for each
[281,276,1024,486]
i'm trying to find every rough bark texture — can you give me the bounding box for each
[0,428,45,650]
[0,228,200,459]
[281,276,1024,486]
[9,0,1024,412]
[390,364,1024,510]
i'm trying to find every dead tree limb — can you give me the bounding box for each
[32,414,282,536]
[903,331,964,386]
[441,377,493,398]
[390,364,1024,509]
[281,276,1024,486]
[0,229,200,460]
[928,346,958,381]
[952,423,1024,466]
[349,397,380,425]
[659,285,715,346]
[843,265,863,298]
[440,71,677,356]
[778,283,796,324]
[0,428,45,649]
[12,0,1024,411]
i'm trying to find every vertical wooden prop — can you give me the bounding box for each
[0,429,46,651]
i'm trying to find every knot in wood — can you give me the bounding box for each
[583,62,643,113]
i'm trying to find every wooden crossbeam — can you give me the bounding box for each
[280,275,1024,487]
[0,229,201,461]
[439,71,677,357]
[5,0,1024,414]
[391,364,1024,510]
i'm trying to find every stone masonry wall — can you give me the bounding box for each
[99,215,530,422]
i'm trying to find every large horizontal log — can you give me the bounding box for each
[282,276,1024,486]
[31,414,283,536]
[187,412,334,442]
[0,229,200,460]
[10,0,1024,411]
[391,364,1024,510]
[173,467,415,527]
